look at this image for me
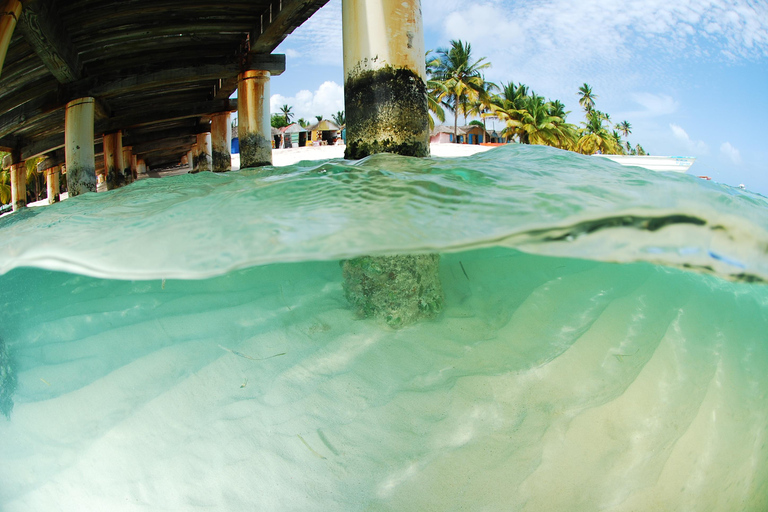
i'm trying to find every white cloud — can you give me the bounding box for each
[720,142,742,165]
[275,0,342,67]
[270,81,344,121]
[627,93,679,118]
[670,124,708,154]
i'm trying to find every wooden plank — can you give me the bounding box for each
[250,0,329,54]
[16,0,83,83]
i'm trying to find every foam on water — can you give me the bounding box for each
[0,145,767,510]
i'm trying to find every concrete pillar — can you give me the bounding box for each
[341,0,430,159]
[195,132,212,172]
[189,143,199,173]
[131,154,138,180]
[10,161,25,211]
[186,149,194,171]
[122,145,134,184]
[211,112,232,172]
[65,97,97,196]
[237,70,271,167]
[103,131,125,190]
[340,0,440,327]
[137,159,146,174]
[0,0,21,78]
[46,165,60,204]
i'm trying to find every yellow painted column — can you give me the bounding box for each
[46,165,60,204]
[195,132,212,172]
[340,0,440,328]
[237,70,271,167]
[0,0,21,78]
[211,112,232,172]
[131,154,138,180]
[103,131,125,190]
[65,97,97,196]
[341,0,429,159]
[122,145,133,184]
[10,161,25,211]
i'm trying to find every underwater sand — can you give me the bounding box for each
[0,145,767,511]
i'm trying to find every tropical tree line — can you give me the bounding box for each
[426,39,646,156]
[270,104,345,130]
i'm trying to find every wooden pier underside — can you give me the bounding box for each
[0,0,327,168]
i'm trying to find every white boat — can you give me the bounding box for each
[594,154,695,173]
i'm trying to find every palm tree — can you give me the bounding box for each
[280,104,293,124]
[432,40,492,142]
[577,83,597,114]
[315,115,323,122]
[297,118,309,128]
[616,120,632,138]
[332,111,345,126]
[0,169,10,205]
[576,113,620,155]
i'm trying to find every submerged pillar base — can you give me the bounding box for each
[0,336,17,419]
[342,254,443,328]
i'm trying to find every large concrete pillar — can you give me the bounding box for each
[237,70,271,167]
[122,145,134,184]
[46,165,60,204]
[186,149,194,171]
[65,97,96,196]
[0,0,21,78]
[189,143,199,173]
[211,112,232,172]
[103,131,125,190]
[340,0,441,328]
[342,0,430,159]
[195,132,212,172]
[10,161,25,211]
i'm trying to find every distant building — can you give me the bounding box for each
[281,124,308,148]
[430,125,491,144]
[306,119,341,145]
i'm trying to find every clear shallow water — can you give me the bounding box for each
[0,145,767,510]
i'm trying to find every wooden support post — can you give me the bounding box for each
[65,97,96,196]
[186,149,194,171]
[10,161,25,211]
[237,70,271,168]
[122,145,133,184]
[340,0,441,327]
[46,165,60,204]
[195,132,212,172]
[131,154,138,180]
[0,0,22,79]
[211,112,232,172]
[342,0,429,159]
[103,131,125,190]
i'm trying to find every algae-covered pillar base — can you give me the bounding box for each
[211,112,232,172]
[65,97,96,196]
[10,161,26,211]
[237,70,272,168]
[342,0,430,159]
[195,132,212,172]
[103,131,125,190]
[341,0,441,327]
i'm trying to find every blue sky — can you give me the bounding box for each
[271,0,768,194]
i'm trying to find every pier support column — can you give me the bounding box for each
[186,149,194,171]
[65,97,96,196]
[189,143,199,173]
[131,154,138,180]
[342,0,430,159]
[46,165,60,204]
[103,131,125,190]
[10,161,25,211]
[0,0,21,78]
[237,70,271,168]
[122,146,134,184]
[340,0,441,327]
[195,132,212,172]
[211,112,232,172]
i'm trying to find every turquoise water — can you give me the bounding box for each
[0,145,767,510]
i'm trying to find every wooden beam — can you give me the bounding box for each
[99,99,237,132]
[250,0,329,54]
[16,0,83,84]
